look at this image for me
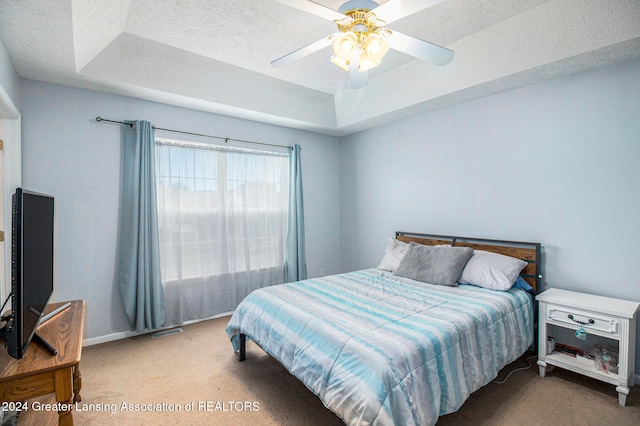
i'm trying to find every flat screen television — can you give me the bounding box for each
[3,188,55,359]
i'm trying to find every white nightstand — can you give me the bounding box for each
[536,288,639,406]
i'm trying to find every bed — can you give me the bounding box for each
[226,232,542,425]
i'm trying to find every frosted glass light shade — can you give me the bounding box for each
[363,35,388,62]
[358,52,380,72]
[332,32,357,60]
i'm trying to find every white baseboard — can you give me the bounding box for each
[83,330,141,347]
[82,311,233,347]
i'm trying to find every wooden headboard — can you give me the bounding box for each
[395,231,542,292]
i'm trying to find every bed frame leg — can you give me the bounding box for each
[239,333,246,362]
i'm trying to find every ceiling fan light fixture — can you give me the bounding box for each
[329,6,391,73]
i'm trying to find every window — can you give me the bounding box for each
[155,139,289,283]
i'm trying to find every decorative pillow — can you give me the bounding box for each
[458,250,528,291]
[377,237,409,272]
[512,275,533,292]
[395,243,474,287]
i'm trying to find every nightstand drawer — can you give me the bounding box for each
[546,305,619,336]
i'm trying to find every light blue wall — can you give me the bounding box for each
[19,80,342,340]
[339,57,640,374]
[0,36,20,110]
[0,37,21,304]
[18,57,640,372]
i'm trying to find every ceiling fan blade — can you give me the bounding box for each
[386,31,454,66]
[275,0,346,21]
[349,54,368,89]
[271,36,332,67]
[373,0,446,25]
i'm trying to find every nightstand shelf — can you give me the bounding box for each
[536,288,639,406]
[544,352,621,385]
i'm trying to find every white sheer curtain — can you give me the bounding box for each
[155,139,289,326]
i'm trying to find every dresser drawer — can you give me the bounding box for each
[546,305,619,336]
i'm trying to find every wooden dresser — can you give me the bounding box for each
[1,300,85,425]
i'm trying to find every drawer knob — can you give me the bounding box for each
[568,314,595,326]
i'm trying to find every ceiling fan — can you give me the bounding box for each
[272,0,454,89]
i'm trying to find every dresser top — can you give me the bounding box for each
[536,288,640,318]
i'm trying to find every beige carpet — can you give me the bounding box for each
[20,316,640,425]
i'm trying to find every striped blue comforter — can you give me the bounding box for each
[226,269,533,425]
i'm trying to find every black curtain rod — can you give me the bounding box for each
[95,116,293,151]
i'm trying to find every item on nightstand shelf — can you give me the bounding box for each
[553,343,585,358]
[546,336,555,355]
[590,345,619,374]
[553,343,594,366]
[575,326,587,340]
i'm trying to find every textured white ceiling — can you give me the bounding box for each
[1,0,639,135]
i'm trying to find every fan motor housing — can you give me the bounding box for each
[338,0,379,14]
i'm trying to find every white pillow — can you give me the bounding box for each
[458,250,528,291]
[377,238,409,272]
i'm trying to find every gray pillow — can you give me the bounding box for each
[395,243,474,287]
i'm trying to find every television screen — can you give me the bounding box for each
[4,188,55,359]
